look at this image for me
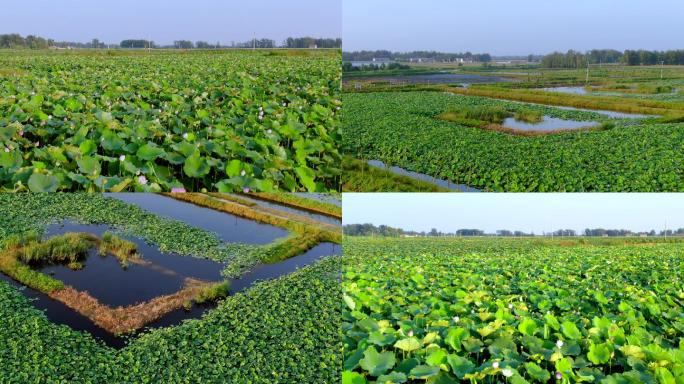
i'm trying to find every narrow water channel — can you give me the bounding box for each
[367,160,481,192]
[223,194,341,226]
[108,193,289,245]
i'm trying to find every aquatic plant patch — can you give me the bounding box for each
[0,193,258,267]
[0,231,228,334]
[343,237,684,383]
[164,192,342,276]
[0,254,341,382]
[0,49,341,192]
[343,91,684,191]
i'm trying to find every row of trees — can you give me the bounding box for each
[344,223,684,237]
[623,50,684,66]
[0,34,49,49]
[541,49,684,68]
[342,62,410,72]
[343,50,492,63]
[0,34,340,50]
[284,37,341,48]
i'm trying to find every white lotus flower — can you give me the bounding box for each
[502,368,513,377]
[557,340,564,348]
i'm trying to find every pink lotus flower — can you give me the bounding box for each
[171,187,186,193]
[242,187,250,193]
[138,175,148,185]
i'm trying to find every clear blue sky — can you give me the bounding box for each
[343,193,684,233]
[3,0,341,45]
[343,0,683,55]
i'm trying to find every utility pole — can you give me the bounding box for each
[585,62,590,84]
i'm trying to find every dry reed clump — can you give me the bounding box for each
[49,279,212,335]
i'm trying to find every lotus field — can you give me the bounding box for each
[0,50,341,192]
[0,193,342,382]
[343,91,684,192]
[343,237,684,383]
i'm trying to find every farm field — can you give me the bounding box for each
[343,236,684,383]
[0,192,341,382]
[342,66,684,191]
[0,49,341,192]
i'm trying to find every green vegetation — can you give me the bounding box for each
[343,91,684,191]
[343,236,684,383]
[0,193,341,381]
[192,281,231,305]
[442,85,683,115]
[0,193,256,272]
[514,108,543,123]
[342,157,449,192]
[0,49,341,192]
[437,105,514,130]
[162,192,341,276]
[18,232,96,269]
[0,251,64,292]
[0,255,341,382]
[99,232,139,268]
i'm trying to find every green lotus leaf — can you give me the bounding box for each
[409,365,441,379]
[359,346,395,377]
[136,143,165,161]
[394,337,421,352]
[446,354,475,379]
[183,152,210,178]
[524,362,550,382]
[342,371,367,384]
[27,172,59,192]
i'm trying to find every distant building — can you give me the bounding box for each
[408,57,435,63]
[308,43,318,49]
[372,57,391,63]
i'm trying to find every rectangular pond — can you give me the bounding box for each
[508,100,652,119]
[42,222,225,307]
[108,193,289,245]
[1,221,338,348]
[501,116,599,132]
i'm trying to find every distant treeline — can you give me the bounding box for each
[343,50,492,63]
[0,33,341,49]
[542,49,684,68]
[342,62,410,72]
[344,223,684,237]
